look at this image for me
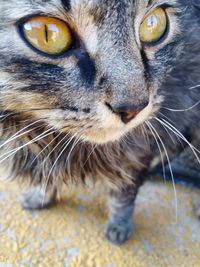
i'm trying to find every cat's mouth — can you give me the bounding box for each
[43,95,162,144]
[80,99,156,144]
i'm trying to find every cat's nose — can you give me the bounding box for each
[106,102,148,124]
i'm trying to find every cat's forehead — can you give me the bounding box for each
[1,0,178,15]
[62,0,178,9]
[0,0,179,27]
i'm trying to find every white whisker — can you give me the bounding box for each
[41,131,83,202]
[30,131,63,165]
[156,118,200,161]
[141,125,150,146]
[158,112,183,147]
[148,121,178,223]
[163,100,200,112]
[66,136,83,182]
[145,121,166,183]
[0,119,44,149]
[83,143,98,167]
[189,84,200,90]
[41,132,71,167]
[0,127,55,164]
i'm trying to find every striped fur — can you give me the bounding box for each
[0,0,199,244]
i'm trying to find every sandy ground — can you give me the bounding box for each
[0,178,200,267]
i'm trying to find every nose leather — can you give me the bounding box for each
[107,102,148,124]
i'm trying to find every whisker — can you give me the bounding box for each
[41,132,71,167]
[141,124,150,147]
[0,127,55,164]
[83,143,98,167]
[66,136,83,182]
[0,119,41,132]
[158,111,178,126]
[147,121,178,223]
[0,125,47,159]
[30,131,63,166]
[0,119,44,150]
[158,112,183,147]
[145,121,166,183]
[0,114,12,120]
[162,100,200,112]
[41,133,80,204]
[156,118,200,160]
[189,84,200,90]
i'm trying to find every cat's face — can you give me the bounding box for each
[0,0,182,144]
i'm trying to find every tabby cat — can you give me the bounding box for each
[0,0,199,244]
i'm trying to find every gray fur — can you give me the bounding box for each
[105,184,138,244]
[0,0,199,244]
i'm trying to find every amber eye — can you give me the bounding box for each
[22,16,73,55]
[139,7,167,44]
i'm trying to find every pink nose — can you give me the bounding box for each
[106,102,148,124]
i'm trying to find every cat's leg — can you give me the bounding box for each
[20,184,57,210]
[105,183,139,245]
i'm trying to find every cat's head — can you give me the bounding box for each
[0,0,184,144]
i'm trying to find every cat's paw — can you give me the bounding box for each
[104,221,134,245]
[20,186,56,210]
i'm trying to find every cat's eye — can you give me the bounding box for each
[139,7,167,44]
[21,16,73,55]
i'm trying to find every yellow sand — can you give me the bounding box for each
[0,178,200,267]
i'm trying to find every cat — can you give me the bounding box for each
[0,0,199,245]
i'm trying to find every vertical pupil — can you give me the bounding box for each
[44,24,48,43]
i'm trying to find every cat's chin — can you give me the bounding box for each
[81,128,127,144]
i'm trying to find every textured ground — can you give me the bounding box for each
[0,178,200,267]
